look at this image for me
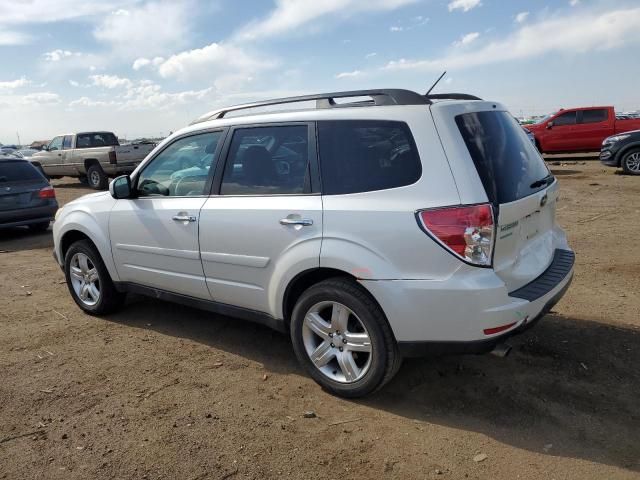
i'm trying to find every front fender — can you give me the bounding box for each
[53,201,119,281]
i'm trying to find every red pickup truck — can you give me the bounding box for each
[525,106,640,153]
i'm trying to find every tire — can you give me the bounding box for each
[28,221,50,232]
[64,240,125,315]
[290,277,401,398]
[86,164,108,190]
[621,148,640,175]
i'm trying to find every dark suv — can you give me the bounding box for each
[0,155,58,231]
[600,129,640,175]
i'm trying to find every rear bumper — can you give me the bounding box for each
[0,204,57,228]
[361,248,575,353]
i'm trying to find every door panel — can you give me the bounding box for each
[110,197,210,298]
[576,109,612,150]
[545,111,577,151]
[199,196,322,313]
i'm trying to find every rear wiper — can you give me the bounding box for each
[530,174,554,189]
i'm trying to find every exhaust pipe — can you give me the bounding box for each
[490,343,512,358]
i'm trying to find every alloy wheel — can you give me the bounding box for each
[69,252,101,306]
[302,301,372,383]
[625,152,640,173]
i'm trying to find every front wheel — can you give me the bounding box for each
[64,240,125,315]
[290,278,401,398]
[622,148,640,175]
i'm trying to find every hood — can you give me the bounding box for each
[65,191,110,207]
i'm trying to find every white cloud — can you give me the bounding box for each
[515,11,529,23]
[570,0,580,6]
[43,50,82,62]
[21,92,61,105]
[236,0,419,41]
[69,96,115,108]
[390,26,404,32]
[335,70,362,79]
[69,80,80,87]
[454,32,480,46]
[385,7,640,72]
[0,30,31,45]
[89,74,132,89]
[94,2,191,58]
[132,56,165,71]
[154,42,273,86]
[365,52,378,58]
[0,77,31,90]
[448,0,482,13]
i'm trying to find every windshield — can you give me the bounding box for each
[456,110,551,205]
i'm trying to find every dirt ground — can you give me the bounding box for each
[1,162,639,480]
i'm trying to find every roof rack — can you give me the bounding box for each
[426,93,483,101]
[191,88,430,125]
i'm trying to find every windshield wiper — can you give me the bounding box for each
[529,174,554,189]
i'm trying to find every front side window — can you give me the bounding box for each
[581,109,608,124]
[136,131,222,197]
[553,111,577,126]
[48,136,63,151]
[318,120,421,195]
[220,125,309,195]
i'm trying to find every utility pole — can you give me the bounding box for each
[16,131,21,146]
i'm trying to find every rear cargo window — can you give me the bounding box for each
[455,111,550,204]
[76,133,119,148]
[318,120,421,195]
[0,160,43,183]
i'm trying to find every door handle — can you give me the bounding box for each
[172,215,197,222]
[280,218,313,226]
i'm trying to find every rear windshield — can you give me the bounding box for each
[76,132,119,148]
[455,111,550,204]
[0,160,43,183]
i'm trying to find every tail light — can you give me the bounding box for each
[38,186,56,199]
[417,203,494,267]
[109,150,117,164]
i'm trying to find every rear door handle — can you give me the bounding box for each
[172,215,197,222]
[280,218,313,226]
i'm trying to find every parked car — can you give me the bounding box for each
[0,155,58,231]
[525,106,640,153]
[53,89,574,397]
[600,129,640,175]
[30,132,155,189]
[523,126,536,146]
[17,148,39,158]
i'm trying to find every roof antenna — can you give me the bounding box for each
[425,71,447,96]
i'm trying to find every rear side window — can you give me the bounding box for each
[76,133,119,148]
[0,161,43,183]
[456,111,550,204]
[62,135,73,149]
[581,109,608,124]
[318,120,421,195]
[220,125,310,195]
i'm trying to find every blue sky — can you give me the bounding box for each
[1,0,639,143]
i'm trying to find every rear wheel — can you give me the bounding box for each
[622,149,640,175]
[290,278,401,398]
[64,240,125,315]
[87,164,108,189]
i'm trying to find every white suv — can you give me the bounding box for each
[53,89,574,397]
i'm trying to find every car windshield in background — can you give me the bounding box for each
[456,111,551,205]
[76,133,119,148]
[0,160,43,183]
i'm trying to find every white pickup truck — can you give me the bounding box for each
[30,132,156,189]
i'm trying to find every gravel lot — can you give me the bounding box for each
[1,162,639,479]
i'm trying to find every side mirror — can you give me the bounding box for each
[109,175,132,199]
[546,121,554,129]
[42,146,49,151]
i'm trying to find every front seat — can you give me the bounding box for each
[241,146,276,188]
